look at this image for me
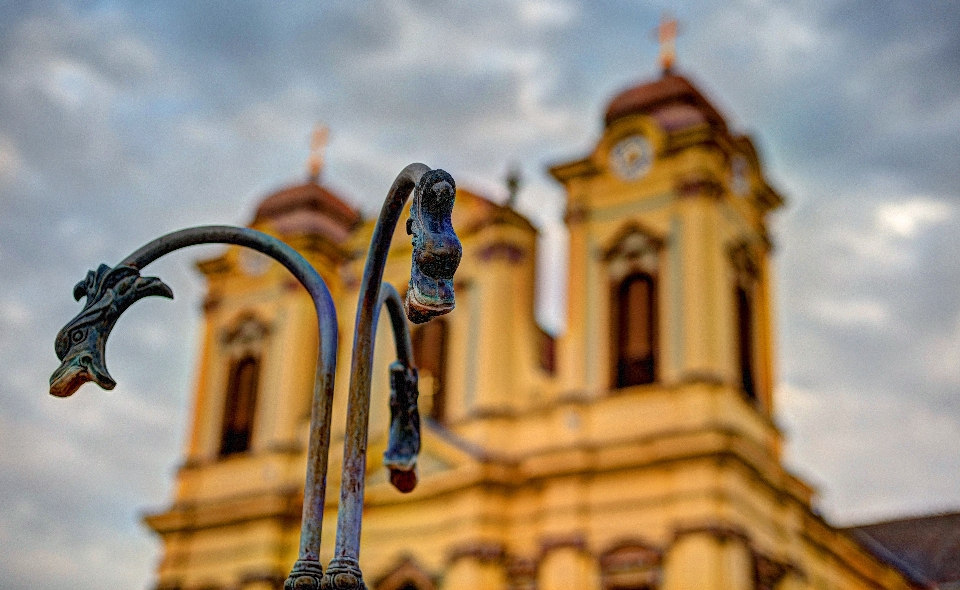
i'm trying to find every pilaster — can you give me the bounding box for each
[661,527,754,590]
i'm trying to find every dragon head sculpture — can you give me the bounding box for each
[405,168,462,324]
[50,264,173,398]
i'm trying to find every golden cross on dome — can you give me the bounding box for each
[656,13,679,75]
[307,124,329,182]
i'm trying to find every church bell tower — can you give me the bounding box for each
[550,70,784,422]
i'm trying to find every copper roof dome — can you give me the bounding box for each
[253,180,361,244]
[604,73,728,132]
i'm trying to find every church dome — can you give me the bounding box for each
[252,179,361,244]
[604,73,728,133]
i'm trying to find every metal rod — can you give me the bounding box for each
[377,283,421,493]
[50,164,460,590]
[377,283,414,367]
[326,164,460,590]
[50,226,338,588]
[326,164,430,589]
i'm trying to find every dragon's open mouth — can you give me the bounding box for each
[49,354,116,397]
[405,272,455,324]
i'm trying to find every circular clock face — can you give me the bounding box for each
[610,135,653,181]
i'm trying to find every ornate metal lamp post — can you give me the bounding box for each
[49,164,461,590]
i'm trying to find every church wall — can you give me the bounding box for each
[145,75,921,590]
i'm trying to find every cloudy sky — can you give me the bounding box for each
[0,0,958,588]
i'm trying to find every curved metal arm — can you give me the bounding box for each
[49,226,338,587]
[377,284,420,493]
[326,165,460,590]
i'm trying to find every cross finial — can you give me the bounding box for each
[656,13,679,75]
[505,164,522,209]
[307,124,329,182]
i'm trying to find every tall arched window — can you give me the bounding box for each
[615,273,657,388]
[730,243,760,404]
[604,225,662,391]
[217,314,270,458]
[736,285,756,401]
[412,318,448,423]
[219,354,261,456]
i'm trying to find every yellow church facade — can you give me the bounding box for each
[144,71,920,590]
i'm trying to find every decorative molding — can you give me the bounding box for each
[675,169,724,199]
[549,157,600,183]
[539,533,588,558]
[219,312,272,347]
[373,556,438,590]
[263,441,304,455]
[598,540,662,568]
[677,371,727,387]
[599,541,663,590]
[601,222,664,261]
[672,521,750,545]
[476,241,527,264]
[144,486,302,535]
[447,540,506,565]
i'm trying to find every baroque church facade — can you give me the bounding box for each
[144,67,931,590]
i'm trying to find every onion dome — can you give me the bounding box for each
[252,180,361,245]
[604,73,728,134]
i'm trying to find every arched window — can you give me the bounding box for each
[604,225,662,391]
[614,273,657,388]
[600,542,661,590]
[736,285,756,402]
[616,273,657,387]
[730,243,760,404]
[412,318,448,423]
[219,354,261,456]
[216,314,270,458]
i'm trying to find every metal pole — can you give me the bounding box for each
[325,166,460,590]
[50,226,338,588]
[48,165,461,590]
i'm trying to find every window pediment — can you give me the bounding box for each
[219,313,271,349]
[374,557,436,590]
[603,224,663,280]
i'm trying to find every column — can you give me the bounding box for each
[537,543,600,590]
[662,528,754,590]
[441,544,508,590]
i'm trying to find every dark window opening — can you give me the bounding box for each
[412,318,448,423]
[736,285,756,401]
[219,355,260,456]
[614,273,657,388]
[538,327,556,374]
[600,544,661,590]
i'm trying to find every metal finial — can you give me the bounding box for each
[307,125,329,183]
[655,13,679,75]
[505,164,522,209]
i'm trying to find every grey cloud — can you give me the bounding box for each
[1,0,959,587]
